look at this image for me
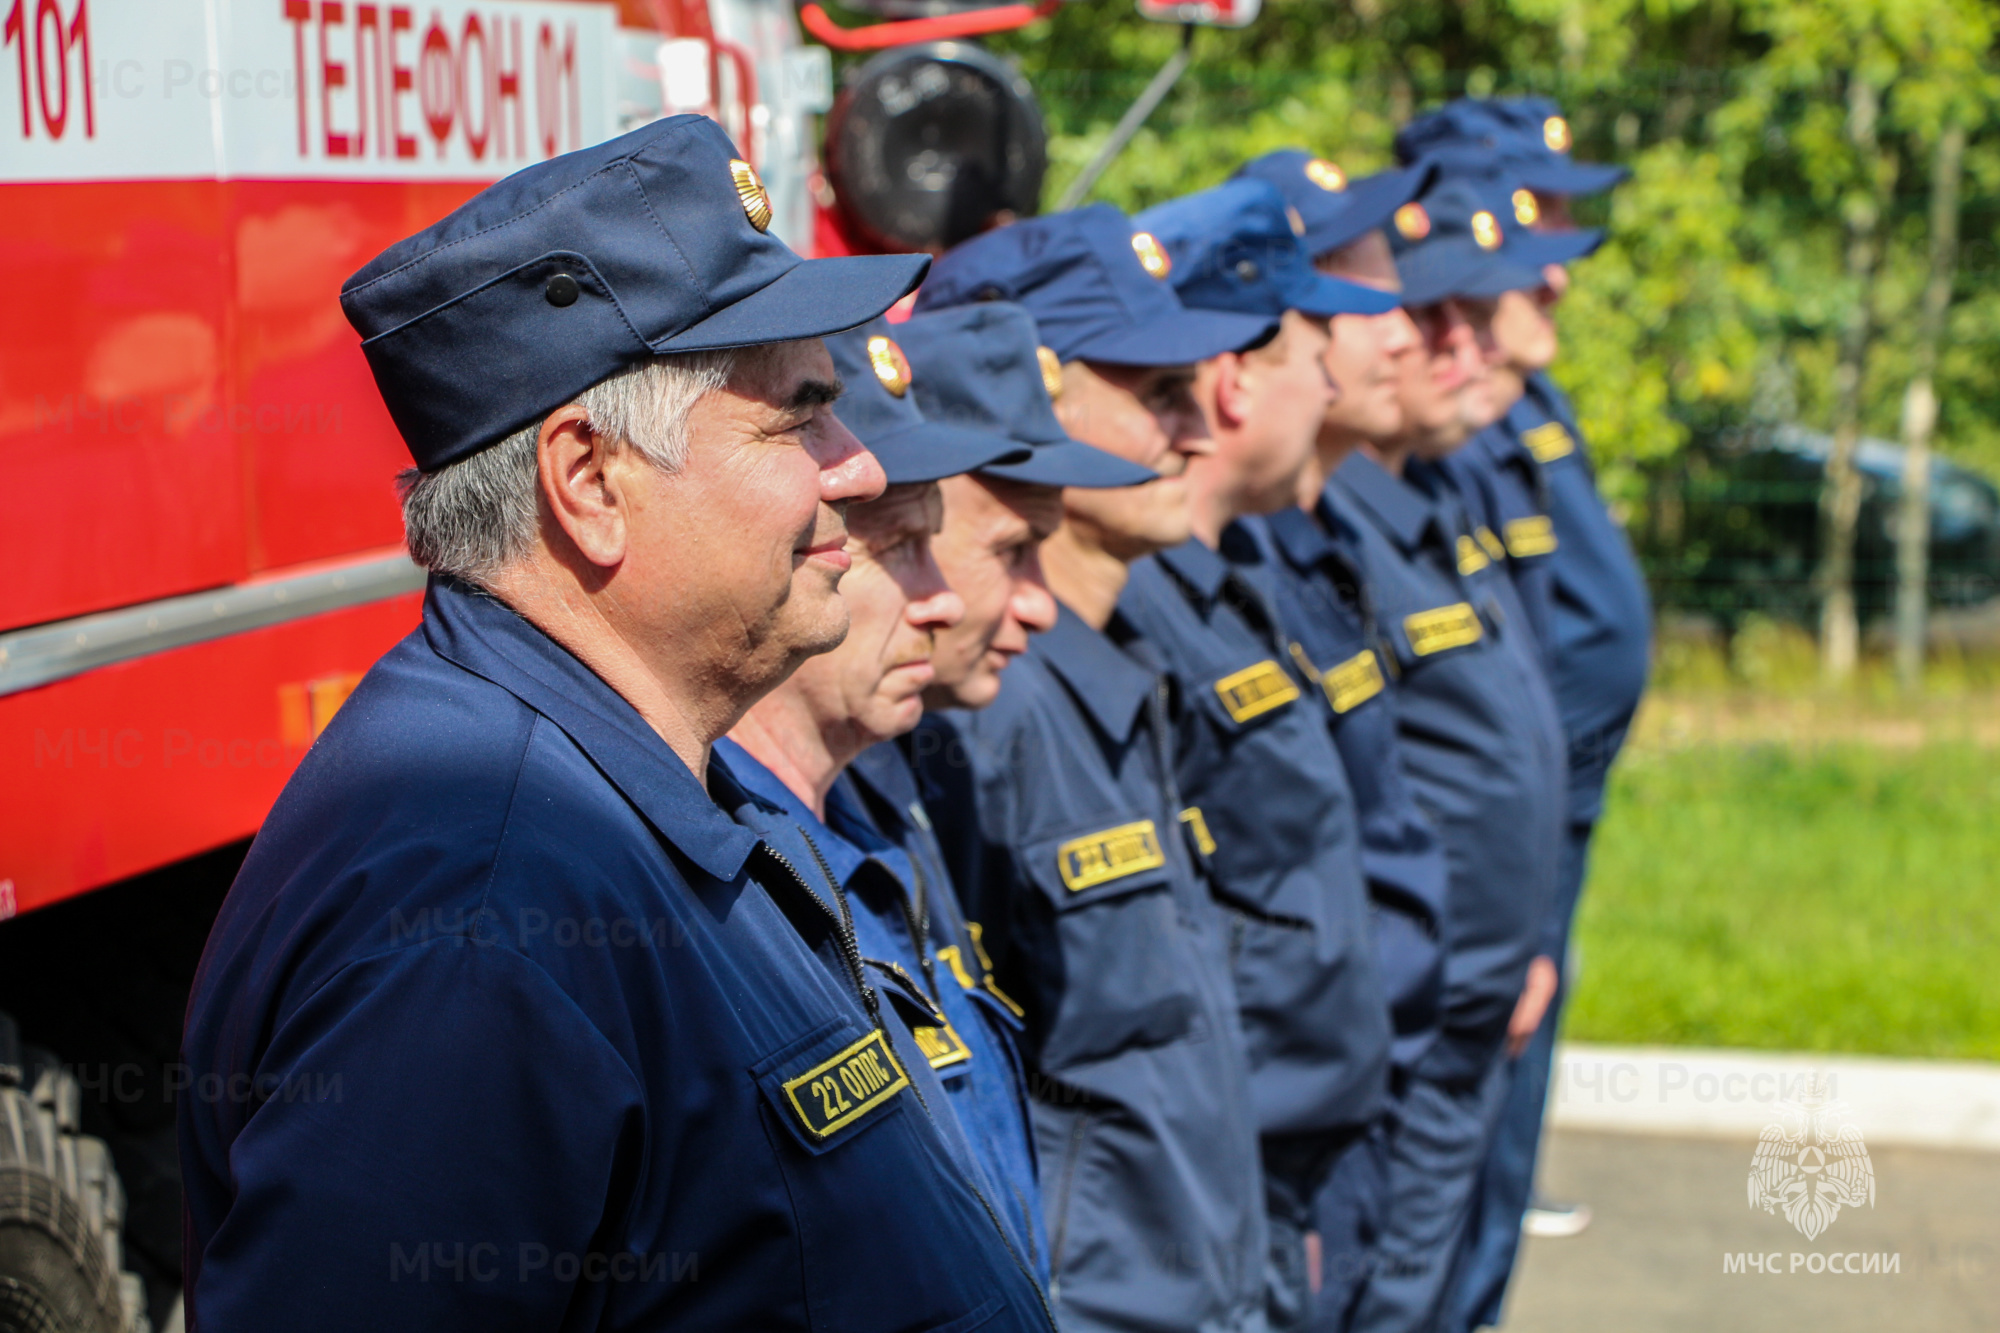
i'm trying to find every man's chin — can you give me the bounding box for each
[922,669,1001,712]
[864,694,928,743]
[783,597,852,664]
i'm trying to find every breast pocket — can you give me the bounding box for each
[1021,818,1202,1071]
[753,1021,1014,1333]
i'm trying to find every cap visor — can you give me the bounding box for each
[865,421,1031,485]
[1514,160,1630,197]
[1289,271,1403,318]
[981,439,1157,489]
[1397,242,1544,305]
[1069,308,1276,366]
[1515,227,1606,267]
[1304,163,1434,256]
[651,253,931,353]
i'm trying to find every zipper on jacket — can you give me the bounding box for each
[796,837,1056,1331]
[762,844,880,1031]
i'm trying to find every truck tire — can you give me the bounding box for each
[0,1018,149,1333]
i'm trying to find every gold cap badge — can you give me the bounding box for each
[1470,210,1502,250]
[1305,158,1347,192]
[731,159,773,232]
[1131,231,1172,279]
[1036,345,1064,399]
[1286,206,1307,237]
[1543,116,1571,153]
[1394,202,1430,241]
[1512,188,1540,226]
[866,336,912,397]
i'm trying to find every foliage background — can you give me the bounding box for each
[975,0,2000,516]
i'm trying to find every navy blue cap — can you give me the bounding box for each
[1233,150,1436,257]
[1480,179,1607,267]
[912,204,1274,366]
[1389,178,1546,306]
[897,304,1156,489]
[343,115,930,472]
[822,322,1028,484]
[1135,180,1400,321]
[1395,97,1629,197]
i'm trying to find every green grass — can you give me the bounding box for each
[1565,739,2000,1061]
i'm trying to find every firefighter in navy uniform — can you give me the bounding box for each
[1394,99,1653,1333]
[179,117,1056,1333]
[1230,151,1456,1332]
[909,207,1278,1333]
[1318,178,1568,1333]
[710,318,1054,1293]
[1122,179,1401,1331]
[843,300,1163,1287]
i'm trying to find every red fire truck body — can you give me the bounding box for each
[1,0,829,919]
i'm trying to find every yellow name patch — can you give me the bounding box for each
[1456,535,1490,575]
[1179,806,1217,856]
[1213,659,1301,723]
[1405,604,1484,656]
[965,922,1025,1017]
[1522,422,1574,463]
[1323,650,1386,714]
[782,1030,909,1139]
[1505,515,1558,557]
[1477,526,1506,561]
[1057,821,1166,892]
[911,1020,973,1070]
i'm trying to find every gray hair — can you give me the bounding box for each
[398,349,740,585]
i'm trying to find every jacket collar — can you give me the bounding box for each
[1523,370,1574,429]
[1331,451,1446,554]
[848,741,924,843]
[422,576,760,883]
[711,737,919,904]
[1036,601,1154,743]
[1262,504,1339,573]
[1469,418,1541,483]
[1151,538,1231,611]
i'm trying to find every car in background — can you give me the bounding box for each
[1637,424,2000,629]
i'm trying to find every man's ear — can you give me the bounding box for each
[1210,352,1253,430]
[1053,360,1089,435]
[537,404,632,570]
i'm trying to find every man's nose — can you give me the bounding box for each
[1381,308,1421,356]
[1012,556,1059,635]
[819,411,887,506]
[907,550,965,631]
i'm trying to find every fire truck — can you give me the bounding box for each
[0,0,1075,1325]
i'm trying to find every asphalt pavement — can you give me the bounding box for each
[1501,1129,2000,1332]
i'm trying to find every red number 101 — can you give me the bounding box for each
[5,0,94,141]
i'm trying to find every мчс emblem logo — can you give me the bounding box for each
[1131,231,1173,279]
[866,336,912,397]
[731,159,773,232]
[1747,1079,1875,1241]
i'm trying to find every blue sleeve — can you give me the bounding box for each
[189,940,645,1332]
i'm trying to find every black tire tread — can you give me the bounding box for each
[0,1020,147,1333]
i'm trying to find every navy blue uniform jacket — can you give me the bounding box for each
[179,578,1054,1333]
[1444,420,1558,666]
[716,737,1051,1289]
[1235,508,1449,1075]
[911,605,1268,1333]
[1325,456,1565,1066]
[1117,540,1389,1141]
[1513,374,1652,824]
[847,741,1053,1286]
